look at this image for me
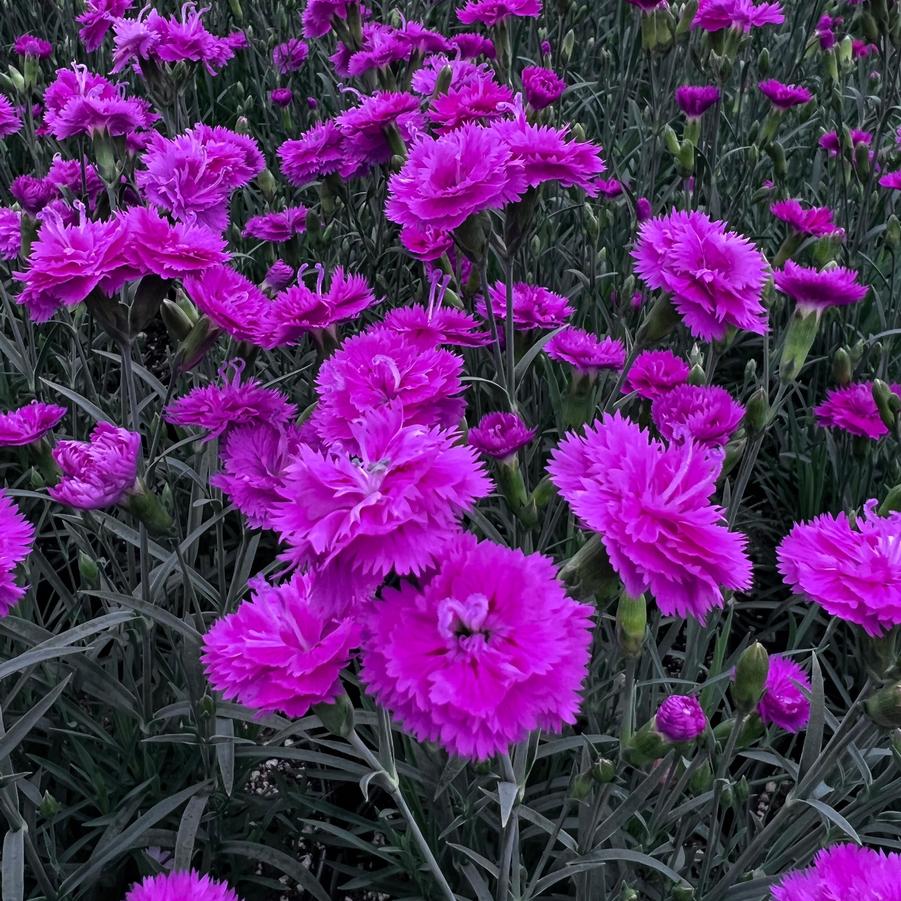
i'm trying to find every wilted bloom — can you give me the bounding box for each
[633,209,769,340]
[0,402,66,447]
[270,87,293,107]
[771,199,843,237]
[10,175,55,215]
[202,571,361,717]
[337,91,425,173]
[652,384,745,449]
[852,38,878,59]
[361,532,592,760]
[879,171,901,190]
[272,38,309,74]
[693,0,784,33]
[772,845,901,900]
[457,0,541,26]
[14,34,53,58]
[774,261,867,312]
[262,260,295,292]
[758,655,811,732]
[522,66,566,110]
[243,206,308,243]
[758,79,812,110]
[182,265,272,344]
[675,85,720,119]
[0,491,34,618]
[429,77,513,133]
[469,412,537,460]
[278,121,345,187]
[778,500,901,635]
[623,350,690,400]
[478,282,572,331]
[655,695,707,742]
[0,95,23,137]
[124,871,241,901]
[49,422,141,510]
[77,0,133,51]
[0,209,22,260]
[549,413,752,619]
[815,382,899,440]
[546,328,626,375]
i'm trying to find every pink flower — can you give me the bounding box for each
[381,306,491,350]
[770,199,843,238]
[772,845,901,900]
[335,22,448,79]
[411,55,491,95]
[652,384,745,448]
[270,88,293,107]
[278,121,346,188]
[124,870,241,901]
[452,32,496,58]
[815,381,899,440]
[469,411,537,460]
[272,38,309,74]
[77,0,133,51]
[628,0,666,9]
[478,281,573,330]
[636,197,653,221]
[774,261,867,312]
[46,156,104,201]
[0,490,35,618]
[880,171,901,190]
[0,95,23,137]
[49,422,141,510]
[202,571,361,717]
[337,91,425,173]
[852,38,878,59]
[301,0,358,39]
[271,404,491,596]
[10,175,55,215]
[182,265,272,344]
[361,532,593,760]
[548,413,752,619]
[0,402,66,447]
[693,0,784,33]
[632,209,769,341]
[545,328,627,375]
[815,13,840,50]
[623,350,690,400]
[674,85,720,119]
[457,0,541,26]
[398,223,454,261]
[597,178,624,198]
[428,77,514,133]
[243,206,309,243]
[655,695,707,742]
[758,79,812,109]
[522,66,566,110]
[758,656,811,732]
[778,500,901,636]
[263,261,294,292]
[0,209,22,260]
[819,128,872,157]
[14,34,53,58]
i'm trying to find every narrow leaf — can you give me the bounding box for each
[220,841,331,901]
[1,830,24,901]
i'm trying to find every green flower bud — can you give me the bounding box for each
[780,309,820,382]
[689,759,714,795]
[571,769,594,800]
[125,483,174,536]
[879,485,901,516]
[227,0,243,20]
[174,316,219,372]
[757,47,770,74]
[434,65,453,96]
[744,387,769,435]
[687,363,706,386]
[672,885,695,901]
[656,7,674,49]
[872,380,901,431]
[637,294,680,345]
[561,29,575,61]
[314,693,355,737]
[559,534,619,599]
[531,475,557,509]
[256,167,277,200]
[641,13,658,51]
[732,642,769,714]
[832,347,853,386]
[591,757,617,783]
[854,140,871,177]
[887,215,901,249]
[616,592,647,658]
[161,298,195,342]
[675,0,697,36]
[39,791,61,819]
[677,140,695,176]
[663,124,681,156]
[623,722,668,766]
[78,551,101,590]
[766,140,787,180]
[496,459,538,528]
[867,682,901,728]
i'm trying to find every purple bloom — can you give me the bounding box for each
[0,402,66,447]
[469,412,537,460]
[758,656,811,732]
[774,261,867,313]
[597,178,624,198]
[429,76,514,133]
[10,175,55,215]
[477,282,573,331]
[243,207,309,243]
[522,65,566,110]
[77,0,133,51]
[655,695,708,742]
[411,55,491,95]
[652,384,745,448]
[272,38,309,74]
[880,171,901,190]
[758,79,812,110]
[623,350,690,400]
[337,91,425,174]
[772,845,901,900]
[770,199,843,238]
[0,209,21,260]
[14,34,53,58]
[301,0,358,39]
[452,32,496,58]
[545,328,627,375]
[457,0,541,26]
[381,305,491,350]
[125,870,241,901]
[46,156,105,202]
[182,265,272,344]
[0,490,35,618]
[262,260,295,292]
[270,87,293,107]
[819,128,872,158]
[0,95,23,138]
[278,121,346,188]
[49,422,141,510]
[675,85,720,119]
[815,382,899,440]
[636,196,653,221]
[693,0,784,33]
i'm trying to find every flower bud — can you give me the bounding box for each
[663,124,681,156]
[687,363,706,386]
[257,167,277,200]
[732,642,769,714]
[161,298,195,342]
[780,309,820,382]
[125,483,174,535]
[591,757,617,783]
[866,682,901,728]
[39,791,61,819]
[675,0,697,36]
[887,215,901,249]
[314,693,355,737]
[872,380,901,431]
[434,65,453,97]
[757,47,770,75]
[689,759,714,795]
[78,551,101,589]
[672,885,695,901]
[571,769,594,800]
[227,0,243,19]
[636,295,680,345]
[744,386,769,436]
[640,13,658,51]
[854,140,871,177]
[623,723,668,765]
[174,316,219,372]
[616,592,647,658]
[561,29,575,61]
[879,485,901,516]
[677,140,695,176]
[656,7,674,49]
[832,347,853,386]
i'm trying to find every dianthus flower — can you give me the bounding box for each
[468,412,537,460]
[628,0,666,9]
[338,22,449,78]
[771,199,843,238]
[693,0,784,32]
[852,38,878,59]
[0,402,66,447]
[0,209,22,260]
[477,281,573,331]
[879,171,901,190]
[0,490,35,618]
[124,871,241,901]
[778,500,901,635]
[596,178,624,198]
[243,206,309,243]
[182,265,272,344]
[772,845,901,900]
[202,571,361,717]
[42,64,157,139]
[452,32,496,58]
[77,0,133,51]
[429,77,513,133]
[382,306,491,349]
[272,38,309,74]
[545,328,627,375]
[46,156,104,203]
[278,121,346,188]
[301,0,358,39]
[14,34,53,58]
[623,350,690,400]
[758,655,811,732]
[549,413,752,619]
[819,128,871,157]
[49,422,141,509]
[457,0,541,26]
[10,175,55,215]
[674,85,720,119]
[386,123,527,235]
[0,95,23,137]
[361,532,592,760]
[271,403,491,591]
[815,381,899,440]
[522,66,566,110]
[816,13,840,50]
[310,327,466,445]
[337,91,424,174]
[263,261,294,293]
[270,88,293,107]
[655,695,707,742]
[410,55,491,95]
[774,261,867,313]
[652,384,745,449]
[758,79,813,109]
[633,209,769,341]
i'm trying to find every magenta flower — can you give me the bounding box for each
[852,38,878,59]
[628,0,666,11]
[263,261,295,292]
[46,156,104,201]
[10,175,55,215]
[0,209,22,260]
[270,88,293,107]
[14,34,53,58]
[0,95,23,137]
[652,384,745,449]
[819,128,872,157]
[633,209,769,341]
[361,532,593,760]
[182,265,272,344]
[635,196,653,221]
[469,412,537,460]
[457,0,541,26]
[278,121,346,188]
[386,123,527,236]
[522,65,566,110]
[772,845,901,900]
[124,870,241,901]
[623,350,690,400]
[758,79,812,109]
[597,178,624,198]
[429,77,514,133]
[771,199,843,238]
[382,305,491,349]
[478,282,573,331]
[243,207,309,243]
[0,490,35,618]
[77,0,133,51]
[655,695,708,742]
[880,171,901,190]
[337,91,425,173]
[0,402,66,447]
[272,38,309,74]
[49,422,141,510]
[693,0,784,33]
[202,571,361,718]
[545,328,627,375]
[452,32,496,58]
[411,55,490,95]
[674,85,720,119]
[301,0,358,39]
[778,500,901,636]
[774,261,867,313]
[815,382,899,440]
[335,22,449,79]
[758,656,811,732]
[271,404,491,595]
[549,413,752,619]
[816,13,840,50]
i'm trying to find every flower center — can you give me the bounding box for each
[437,593,491,648]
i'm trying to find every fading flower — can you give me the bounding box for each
[270,87,293,107]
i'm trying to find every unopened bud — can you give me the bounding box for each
[125,483,174,535]
[832,347,853,386]
[745,387,769,435]
[663,124,681,156]
[687,363,706,386]
[39,791,61,819]
[591,757,617,783]
[757,47,770,75]
[78,551,101,589]
[616,592,647,658]
[732,642,769,714]
[637,294,680,345]
[561,29,575,61]
[571,770,594,800]
[257,167,277,200]
[780,309,820,382]
[879,485,901,516]
[873,380,901,431]
[314,693,354,737]
[434,65,453,96]
[867,682,901,728]
[887,215,901,249]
